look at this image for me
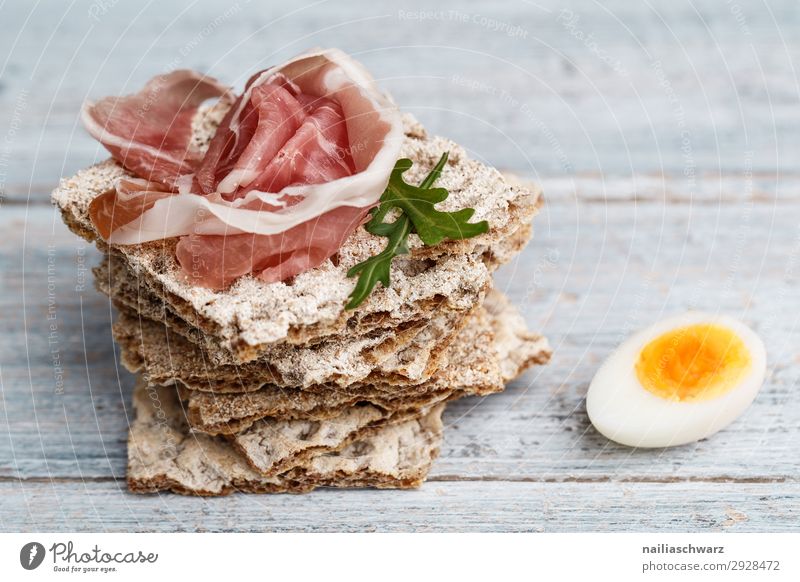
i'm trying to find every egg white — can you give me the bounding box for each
[586,312,766,448]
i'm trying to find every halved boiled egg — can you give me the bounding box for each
[586,313,766,448]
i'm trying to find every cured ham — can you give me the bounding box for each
[195,75,354,198]
[88,178,175,240]
[82,70,233,188]
[175,205,366,289]
[247,96,355,194]
[195,76,307,196]
[85,49,403,289]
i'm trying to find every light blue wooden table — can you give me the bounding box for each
[1,0,798,532]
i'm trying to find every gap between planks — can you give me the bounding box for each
[8,194,800,207]
[8,171,800,207]
[2,475,795,485]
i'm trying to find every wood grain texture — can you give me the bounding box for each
[2,481,798,533]
[1,0,799,532]
[2,196,798,531]
[0,0,798,201]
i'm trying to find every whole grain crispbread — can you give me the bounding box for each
[52,105,542,363]
[113,305,461,392]
[126,289,551,494]
[231,402,442,478]
[182,383,455,436]
[178,290,551,435]
[94,245,494,364]
[485,288,552,379]
[112,278,473,392]
[94,214,532,368]
[127,380,444,495]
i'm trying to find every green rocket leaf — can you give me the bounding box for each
[346,153,489,309]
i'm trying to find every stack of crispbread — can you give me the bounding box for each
[52,108,551,495]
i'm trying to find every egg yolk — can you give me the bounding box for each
[635,323,751,402]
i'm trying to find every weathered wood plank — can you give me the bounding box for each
[2,200,798,483]
[2,0,799,532]
[10,171,800,208]
[1,0,798,201]
[2,480,798,532]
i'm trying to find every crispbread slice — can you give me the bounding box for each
[184,382,454,436]
[113,305,462,392]
[95,247,490,365]
[94,214,533,370]
[127,381,444,495]
[127,289,551,494]
[231,402,442,478]
[178,304,496,435]
[180,291,551,435]
[52,107,542,363]
[112,290,470,392]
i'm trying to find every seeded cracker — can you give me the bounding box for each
[52,108,541,363]
[131,291,550,435]
[126,294,550,494]
[52,89,550,495]
[127,381,445,495]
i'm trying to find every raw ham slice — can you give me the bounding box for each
[85,48,403,290]
[248,96,354,193]
[88,178,174,240]
[82,70,232,188]
[175,205,366,289]
[195,77,307,196]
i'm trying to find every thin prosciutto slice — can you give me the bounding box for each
[194,75,307,196]
[88,178,174,240]
[86,48,403,289]
[82,70,233,188]
[247,96,355,194]
[175,205,366,289]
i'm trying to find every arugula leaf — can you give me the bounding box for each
[346,152,489,310]
[345,214,412,310]
[369,155,488,245]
